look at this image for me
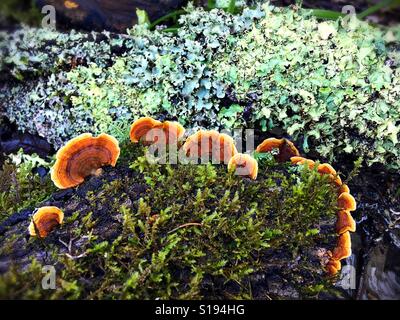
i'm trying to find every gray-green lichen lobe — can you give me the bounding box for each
[1,3,399,168]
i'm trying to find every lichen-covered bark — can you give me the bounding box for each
[1,4,399,169]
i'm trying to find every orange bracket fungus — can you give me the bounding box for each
[130,117,185,145]
[256,138,300,162]
[182,130,237,164]
[336,210,356,234]
[290,156,307,165]
[64,0,79,9]
[228,153,258,180]
[332,231,352,261]
[218,133,239,163]
[317,163,342,186]
[290,156,315,169]
[28,206,64,238]
[233,136,355,276]
[284,139,356,276]
[339,184,350,194]
[130,117,162,144]
[326,259,342,275]
[162,121,185,144]
[183,130,219,158]
[338,192,357,212]
[317,163,336,176]
[51,133,120,189]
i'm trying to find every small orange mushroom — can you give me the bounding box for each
[333,175,343,187]
[183,130,218,157]
[228,153,258,180]
[256,138,283,152]
[51,133,120,189]
[28,206,64,238]
[183,130,235,164]
[317,163,342,186]
[290,156,307,165]
[218,133,238,163]
[317,163,337,176]
[279,139,300,162]
[64,0,79,9]
[326,259,341,275]
[339,184,350,194]
[338,192,357,211]
[290,156,315,169]
[336,210,356,234]
[162,121,185,144]
[130,117,162,144]
[256,138,300,162]
[332,231,352,260]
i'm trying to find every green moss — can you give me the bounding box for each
[0,0,42,26]
[0,260,48,299]
[0,150,56,223]
[0,144,341,299]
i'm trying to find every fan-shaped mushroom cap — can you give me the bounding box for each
[290,156,315,169]
[219,133,238,163]
[64,1,79,9]
[228,153,258,180]
[51,133,120,189]
[256,138,299,162]
[183,130,218,156]
[339,184,350,194]
[332,231,352,260]
[130,117,162,143]
[326,259,341,275]
[278,139,300,162]
[333,175,343,187]
[182,130,235,164]
[256,138,283,152]
[28,206,64,238]
[317,163,337,176]
[290,156,306,165]
[336,210,356,234]
[338,192,357,211]
[162,121,185,144]
[317,163,342,186]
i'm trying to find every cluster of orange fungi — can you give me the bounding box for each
[34,116,355,276]
[290,156,356,275]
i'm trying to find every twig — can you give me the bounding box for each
[59,238,69,249]
[168,222,203,234]
[64,253,87,260]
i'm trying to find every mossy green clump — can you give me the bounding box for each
[0,144,340,299]
[0,0,42,27]
[0,150,56,224]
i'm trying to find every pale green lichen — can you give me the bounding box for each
[1,3,399,168]
[214,5,400,168]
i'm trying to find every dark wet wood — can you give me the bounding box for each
[36,0,187,32]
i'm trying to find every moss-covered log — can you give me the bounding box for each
[0,143,343,299]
